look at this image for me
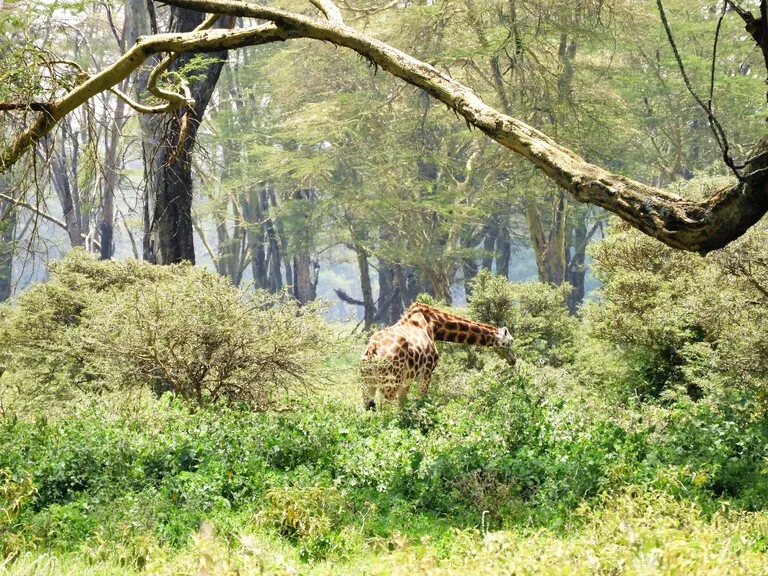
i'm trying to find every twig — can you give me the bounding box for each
[656,0,740,178]
[0,193,68,231]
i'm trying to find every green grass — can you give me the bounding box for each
[3,358,768,575]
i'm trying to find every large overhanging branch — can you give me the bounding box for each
[0,22,291,175]
[3,0,767,254]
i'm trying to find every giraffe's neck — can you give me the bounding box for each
[403,304,501,347]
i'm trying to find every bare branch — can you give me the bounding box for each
[656,0,738,177]
[308,0,344,24]
[192,211,219,264]
[0,194,68,231]
[103,2,126,52]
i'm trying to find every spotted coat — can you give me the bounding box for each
[360,303,515,409]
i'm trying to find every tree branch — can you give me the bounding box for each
[308,0,344,24]
[0,194,69,231]
[656,0,737,177]
[3,0,768,254]
[0,21,288,173]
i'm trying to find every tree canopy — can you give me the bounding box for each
[2,0,768,257]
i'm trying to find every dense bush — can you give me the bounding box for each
[467,269,576,365]
[0,250,336,408]
[585,216,768,401]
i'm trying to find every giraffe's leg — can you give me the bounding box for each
[417,356,437,398]
[359,359,379,410]
[361,381,377,411]
[418,371,432,398]
[396,383,411,408]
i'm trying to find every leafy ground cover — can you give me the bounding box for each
[2,364,768,575]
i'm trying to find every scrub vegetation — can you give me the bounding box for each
[2,226,768,574]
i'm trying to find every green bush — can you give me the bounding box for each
[585,216,768,401]
[0,250,337,408]
[2,372,768,564]
[467,269,576,365]
[260,481,357,561]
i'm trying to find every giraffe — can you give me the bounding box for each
[359,302,516,409]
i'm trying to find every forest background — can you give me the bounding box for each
[2,0,768,573]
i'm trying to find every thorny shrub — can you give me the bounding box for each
[0,250,337,408]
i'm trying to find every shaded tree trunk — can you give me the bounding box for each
[0,211,12,302]
[269,189,292,287]
[141,8,229,265]
[214,210,248,285]
[291,189,318,305]
[100,90,126,259]
[496,223,511,279]
[526,191,568,286]
[463,258,479,296]
[376,259,403,324]
[566,216,587,314]
[262,189,283,293]
[355,243,375,330]
[244,187,269,290]
[0,178,13,302]
[481,221,497,272]
[46,129,85,248]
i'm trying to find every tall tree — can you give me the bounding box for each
[3,0,768,257]
[0,174,13,302]
[139,7,231,265]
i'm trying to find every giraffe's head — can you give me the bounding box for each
[494,326,516,365]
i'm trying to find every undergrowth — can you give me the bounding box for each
[2,366,768,574]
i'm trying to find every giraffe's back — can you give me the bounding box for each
[360,322,437,407]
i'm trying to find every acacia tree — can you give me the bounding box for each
[0,174,13,301]
[2,0,768,258]
[132,5,231,265]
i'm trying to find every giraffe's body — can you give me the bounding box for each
[360,303,515,409]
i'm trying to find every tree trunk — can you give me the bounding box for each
[244,187,269,290]
[292,250,317,304]
[269,189,292,287]
[141,8,229,265]
[481,221,496,271]
[354,243,375,330]
[394,264,414,309]
[463,258,479,296]
[376,260,403,324]
[526,191,568,285]
[100,91,126,260]
[291,189,318,304]
[215,215,247,285]
[0,211,12,302]
[46,130,85,248]
[566,216,587,314]
[496,223,511,279]
[262,189,283,292]
[0,178,13,302]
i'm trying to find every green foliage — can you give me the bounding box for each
[0,328,767,573]
[585,202,768,402]
[260,482,356,561]
[467,269,576,365]
[0,250,336,408]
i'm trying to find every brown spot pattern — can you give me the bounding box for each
[360,302,516,408]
